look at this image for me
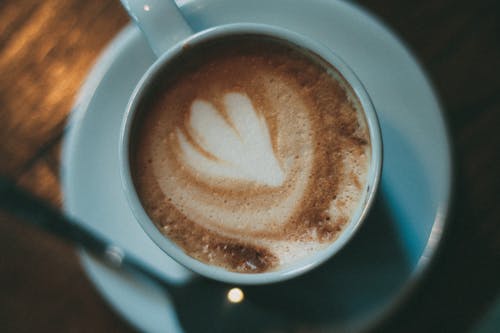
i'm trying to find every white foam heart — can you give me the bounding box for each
[176,92,285,186]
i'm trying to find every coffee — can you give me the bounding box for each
[130,36,370,273]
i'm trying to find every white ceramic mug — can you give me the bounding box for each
[119,0,382,284]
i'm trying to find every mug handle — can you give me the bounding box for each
[120,0,194,57]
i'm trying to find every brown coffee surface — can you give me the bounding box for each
[131,37,370,273]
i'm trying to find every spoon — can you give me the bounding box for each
[0,177,328,332]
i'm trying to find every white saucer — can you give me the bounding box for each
[62,0,452,332]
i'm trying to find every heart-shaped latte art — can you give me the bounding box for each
[149,81,316,236]
[176,92,285,186]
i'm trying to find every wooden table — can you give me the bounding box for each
[1,0,498,331]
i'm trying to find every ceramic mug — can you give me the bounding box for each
[119,0,382,284]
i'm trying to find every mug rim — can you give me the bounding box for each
[119,23,383,285]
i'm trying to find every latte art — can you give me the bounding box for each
[132,37,370,273]
[176,93,285,187]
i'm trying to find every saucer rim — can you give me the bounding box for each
[61,1,453,331]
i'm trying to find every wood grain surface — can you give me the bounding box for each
[1,0,499,332]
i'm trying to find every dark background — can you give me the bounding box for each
[0,0,499,332]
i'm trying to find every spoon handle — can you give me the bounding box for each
[0,176,165,285]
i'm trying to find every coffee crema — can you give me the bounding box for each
[131,37,370,273]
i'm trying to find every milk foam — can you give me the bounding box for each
[132,38,371,273]
[176,93,285,187]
